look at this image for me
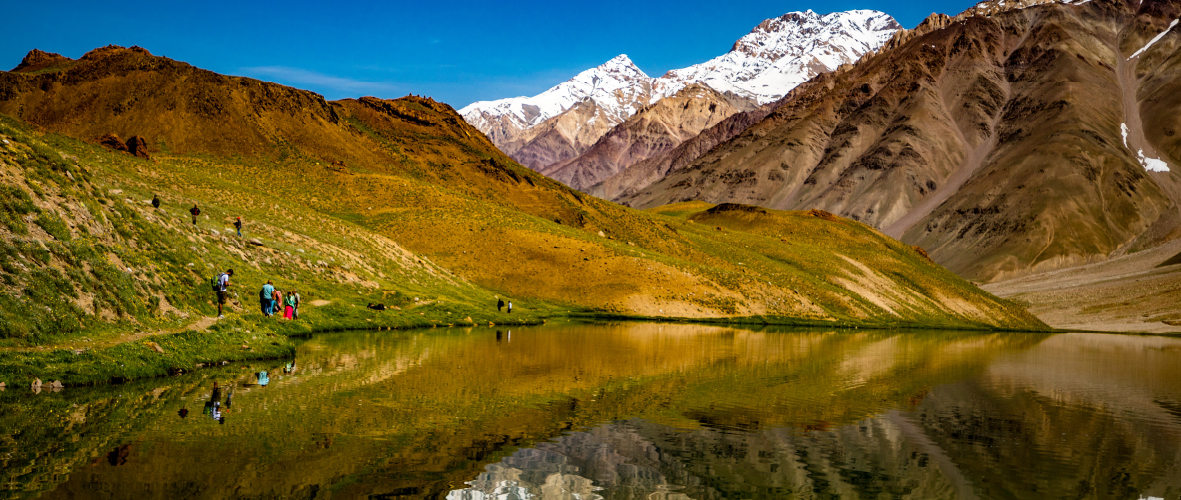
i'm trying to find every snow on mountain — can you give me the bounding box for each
[459,9,900,167]
[654,10,900,104]
[459,55,653,141]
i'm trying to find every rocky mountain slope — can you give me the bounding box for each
[460,10,900,172]
[540,84,744,190]
[621,0,1181,286]
[0,44,1047,346]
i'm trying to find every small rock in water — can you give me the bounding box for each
[50,380,64,389]
[0,382,6,390]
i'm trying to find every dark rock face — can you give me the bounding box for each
[125,135,150,159]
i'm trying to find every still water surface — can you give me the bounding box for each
[5,323,1181,499]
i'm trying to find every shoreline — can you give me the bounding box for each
[0,308,1081,390]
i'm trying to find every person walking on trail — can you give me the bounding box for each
[189,204,201,225]
[234,217,243,237]
[151,195,160,209]
[261,280,275,316]
[272,288,284,319]
[507,301,513,314]
[497,297,504,312]
[215,269,234,318]
[283,291,296,320]
[291,290,301,320]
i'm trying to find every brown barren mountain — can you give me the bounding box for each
[542,84,749,191]
[621,0,1181,285]
[496,99,619,170]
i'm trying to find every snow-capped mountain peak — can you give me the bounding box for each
[460,9,900,169]
[655,10,900,104]
[459,54,652,134]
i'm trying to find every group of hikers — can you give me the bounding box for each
[260,280,301,320]
[152,195,244,237]
[212,269,300,320]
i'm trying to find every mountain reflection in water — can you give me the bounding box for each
[4,323,1181,499]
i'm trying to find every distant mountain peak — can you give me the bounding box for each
[460,9,900,171]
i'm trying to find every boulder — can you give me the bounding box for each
[146,341,164,353]
[248,238,264,246]
[98,132,128,151]
[125,135,151,159]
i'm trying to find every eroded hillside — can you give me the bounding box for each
[621,0,1181,283]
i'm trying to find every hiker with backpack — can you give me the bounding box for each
[212,269,234,318]
[260,280,275,316]
[234,217,243,237]
[189,204,201,225]
[151,195,160,209]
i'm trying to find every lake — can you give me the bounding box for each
[4,322,1181,499]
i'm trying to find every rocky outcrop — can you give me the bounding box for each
[11,49,72,73]
[126,135,150,159]
[98,132,128,152]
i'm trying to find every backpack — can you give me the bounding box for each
[210,273,225,291]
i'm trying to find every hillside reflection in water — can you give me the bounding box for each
[5,323,1181,499]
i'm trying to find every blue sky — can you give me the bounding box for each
[1,0,980,109]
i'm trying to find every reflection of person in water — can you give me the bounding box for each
[210,402,223,423]
[202,382,226,423]
[496,330,503,343]
[257,370,270,387]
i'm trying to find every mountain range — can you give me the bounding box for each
[456,0,1181,332]
[460,10,902,171]
[616,0,1181,283]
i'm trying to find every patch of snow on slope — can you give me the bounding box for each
[1138,150,1170,172]
[1123,123,1169,171]
[1129,19,1179,59]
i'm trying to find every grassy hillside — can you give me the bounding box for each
[0,46,1048,384]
